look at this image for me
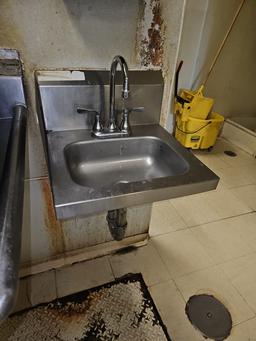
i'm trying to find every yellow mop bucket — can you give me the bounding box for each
[177,85,214,120]
[175,112,224,150]
[174,61,224,150]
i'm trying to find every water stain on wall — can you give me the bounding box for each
[41,178,64,255]
[137,0,166,68]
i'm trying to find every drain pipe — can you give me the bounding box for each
[107,208,127,241]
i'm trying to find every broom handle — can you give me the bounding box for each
[203,0,246,86]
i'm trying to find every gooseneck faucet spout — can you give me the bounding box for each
[108,55,129,132]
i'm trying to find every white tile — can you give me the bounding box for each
[149,201,187,237]
[194,138,256,188]
[13,278,31,313]
[227,318,256,340]
[216,166,256,189]
[149,281,204,341]
[231,213,256,252]
[218,254,256,314]
[27,270,57,306]
[63,206,151,252]
[126,204,152,236]
[191,215,254,264]
[175,267,254,325]
[21,179,66,264]
[193,151,228,174]
[64,212,109,251]
[231,185,256,211]
[56,256,114,297]
[171,189,251,227]
[152,229,214,279]
[109,241,171,286]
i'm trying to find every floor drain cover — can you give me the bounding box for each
[185,294,232,340]
[224,150,237,157]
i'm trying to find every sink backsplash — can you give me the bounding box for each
[37,70,163,132]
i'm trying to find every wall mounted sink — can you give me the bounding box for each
[47,125,218,219]
[37,70,219,220]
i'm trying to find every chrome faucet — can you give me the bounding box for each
[77,55,143,138]
[108,55,129,132]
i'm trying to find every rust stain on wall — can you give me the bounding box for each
[41,178,64,254]
[137,0,166,68]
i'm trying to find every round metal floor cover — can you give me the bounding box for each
[185,294,232,340]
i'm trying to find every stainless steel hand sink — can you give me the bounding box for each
[37,70,219,220]
[64,136,189,189]
[47,124,219,219]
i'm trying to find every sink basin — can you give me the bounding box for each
[64,136,189,189]
[46,125,219,219]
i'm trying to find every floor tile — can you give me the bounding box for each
[109,241,171,286]
[149,201,187,237]
[227,317,256,340]
[27,270,57,306]
[194,138,256,189]
[170,189,251,227]
[152,229,214,279]
[218,254,256,313]
[231,213,256,252]
[231,185,256,211]
[193,151,228,175]
[149,281,204,341]
[216,166,256,189]
[191,215,254,264]
[175,267,254,325]
[56,256,114,297]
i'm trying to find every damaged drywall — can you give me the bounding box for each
[137,0,166,68]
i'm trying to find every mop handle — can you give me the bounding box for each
[203,0,246,86]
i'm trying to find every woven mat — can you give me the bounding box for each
[0,273,171,341]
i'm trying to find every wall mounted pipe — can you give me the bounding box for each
[107,208,127,241]
[0,104,27,322]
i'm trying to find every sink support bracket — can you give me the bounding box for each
[107,208,127,241]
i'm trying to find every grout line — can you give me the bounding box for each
[24,175,48,182]
[53,269,59,298]
[188,211,255,230]
[107,255,117,280]
[232,316,256,329]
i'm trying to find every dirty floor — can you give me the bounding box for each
[14,138,256,341]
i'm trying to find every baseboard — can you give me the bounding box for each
[221,119,256,157]
[20,233,149,278]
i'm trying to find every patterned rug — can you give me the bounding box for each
[0,273,171,341]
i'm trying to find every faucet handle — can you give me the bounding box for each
[92,111,103,132]
[76,107,103,132]
[77,107,99,114]
[119,107,144,134]
[127,107,144,113]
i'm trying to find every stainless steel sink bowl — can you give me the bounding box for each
[64,136,189,189]
[47,125,219,219]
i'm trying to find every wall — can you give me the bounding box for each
[202,0,256,119]
[0,0,186,270]
[177,0,208,90]
[178,0,256,120]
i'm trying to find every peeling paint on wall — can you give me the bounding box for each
[137,0,166,68]
[41,178,64,254]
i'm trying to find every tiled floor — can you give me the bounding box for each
[15,138,256,340]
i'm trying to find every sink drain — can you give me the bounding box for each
[224,150,237,157]
[185,294,232,340]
